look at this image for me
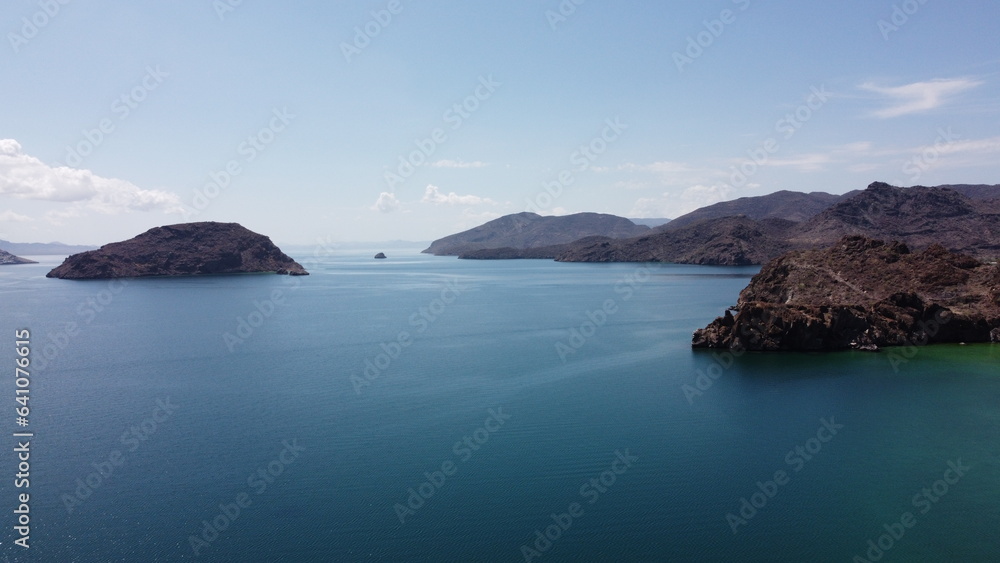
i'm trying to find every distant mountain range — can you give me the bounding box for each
[0,239,97,256]
[628,218,672,229]
[422,212,650,256]
[426,182,999,265]
[659,190,846,231]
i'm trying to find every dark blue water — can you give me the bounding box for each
[1,250,997,562]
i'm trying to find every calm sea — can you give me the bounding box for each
[1,249,997,562]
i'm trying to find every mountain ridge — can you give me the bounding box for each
[455,182,999,264]
[422,212,650,256]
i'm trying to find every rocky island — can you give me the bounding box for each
[0,249,35,265]
[692,236,1000,351]
[46,222,308,279]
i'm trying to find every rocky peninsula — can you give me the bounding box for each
[0,249,35,265]
[46,222,308,279]
[692,236,1000,351]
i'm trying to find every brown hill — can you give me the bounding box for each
[455,182,1000,265]
[692,236,1000,351]
[789,182,1000,260]
[660,190,844,231]
[422,212,649,256]
[47,222,308,279]
[553,216,797,265]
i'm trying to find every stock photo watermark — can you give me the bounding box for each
[59,65,169,168]
[188,439,306,557]
[554,264,649,361]
[519,449,638,562]
[60,397,179,514]
[7,0,72,53]
[393,407,512,524]
[545,0,587,31]
[223,288,290,352]
[885,308,953,372]
[32,279,130,374]
[851,459,969,562]
[681,347,745,404]
[672,0,751,72]
[726,417,844,534]
[340,0,406,63]
[383,75,500,191]
[352,278,464,394]
[526,117,627,214]
[180,106,294,217]
[901,127,960,183]
[725,85,830,190]
[223,237,337,351]
[878,0,930,41]
[213,0,245,21]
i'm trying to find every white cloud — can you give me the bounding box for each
[429,159,489,169]
[45,206,84,226]
[931,136,1000,156]
[680,184,733,209]
[620,161,696,174]
[371,191,401,213]
[766,154,834,171]
[457,208,502,229]
[629,196,670,218]
[421,184,497,206]
[860,78,983,119]
[0,139,183,213]
[629,184,734,219]
[760,136,1000,176]
[612,160,727,188]
[0,210,31,223]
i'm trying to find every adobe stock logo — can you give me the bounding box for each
[851,459,970,562]
[518,449,638,562]
[340,0,406,63]
[7,0,72,54]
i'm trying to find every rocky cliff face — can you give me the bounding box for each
[692,236,1000,351]
[0,249,35,265]
[46,222,308,279]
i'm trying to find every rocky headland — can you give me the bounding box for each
[0,249,35,265]
[46,222,308,279]
[692,236,1000,351]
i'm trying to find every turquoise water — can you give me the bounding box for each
[1,250,997,562]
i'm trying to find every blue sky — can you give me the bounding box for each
[2,0,999,246]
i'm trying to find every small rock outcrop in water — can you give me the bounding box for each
[692,236,1000,351]
[374,252,387,259]
[46,222,308,279]
[0,249,36,265]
